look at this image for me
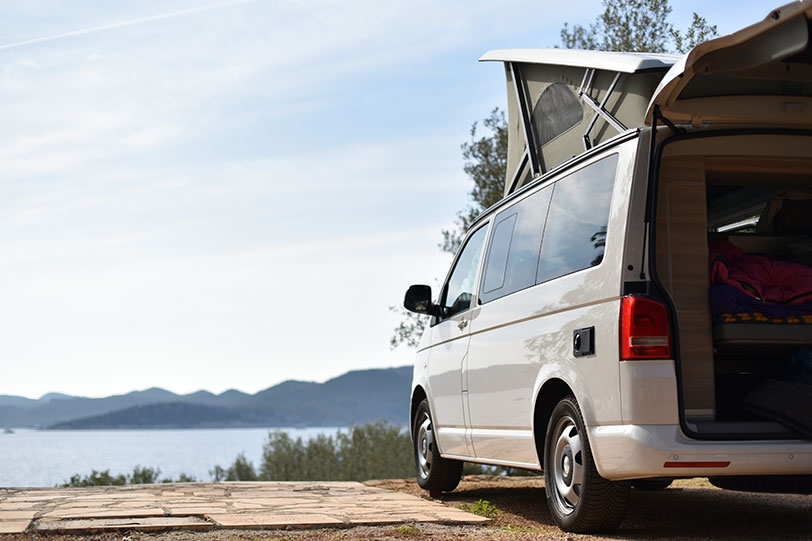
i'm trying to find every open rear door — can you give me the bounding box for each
[646,1,812,128]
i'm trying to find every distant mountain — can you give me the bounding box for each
[0,366,412,429]
[0,395,39,409]
[48,402,267,429]
[39,392,78,402]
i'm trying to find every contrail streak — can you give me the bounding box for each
[0,0,257,50]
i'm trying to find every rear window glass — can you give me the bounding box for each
[536,154,618,283]
[481,213,517,294]
[480,186,552,304]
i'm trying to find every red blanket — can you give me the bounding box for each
[710,240,812,305]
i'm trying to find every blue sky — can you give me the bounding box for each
[0,0,776,398]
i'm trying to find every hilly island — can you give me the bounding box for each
[0,366,411,429]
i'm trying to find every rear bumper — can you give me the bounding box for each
[588,424,812,480]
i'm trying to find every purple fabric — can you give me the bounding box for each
[710,240,812,305]
[710,283,812,318]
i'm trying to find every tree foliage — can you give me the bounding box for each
[259,422,414,481]
[671,13,718,54]
[210,452,258,481]
[211,422,415,482]
[560,0,717,53]
[441,108,508,255]
[388,306,428,349]
[61,465,196,487]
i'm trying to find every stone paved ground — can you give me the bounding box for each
[0,481,489,534]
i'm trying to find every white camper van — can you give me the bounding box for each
[404,1,812,533]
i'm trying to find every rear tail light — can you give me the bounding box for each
[620,295,671,360]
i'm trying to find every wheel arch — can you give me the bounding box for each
[533,378,575,469]
[410,385,428,441]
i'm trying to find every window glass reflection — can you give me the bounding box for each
[536,154,618,283]
[442,225,488,317]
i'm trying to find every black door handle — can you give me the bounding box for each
[573,327,595,357]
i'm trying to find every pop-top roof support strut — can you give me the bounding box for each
[578,69,627,150]
[506,152,530,196]
[508,62,542,180]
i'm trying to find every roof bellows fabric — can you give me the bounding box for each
[480,49,678,197]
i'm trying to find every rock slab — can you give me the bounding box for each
[0,481,490,533]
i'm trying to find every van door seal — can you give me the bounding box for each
[640,106,684,280]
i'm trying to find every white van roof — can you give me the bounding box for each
[480,49,680,73]
[480,49,675,196]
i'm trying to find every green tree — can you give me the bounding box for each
[390,0,715,349]
[61,465,196,487]
[671,13,718,54]
[561,0,717,53]
[128,465,161,484]
[210,452,258,481]
[389,307,428,349]
[61,469,126,487]
[251,423,413,482]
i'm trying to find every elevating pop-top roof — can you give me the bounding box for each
[480,49,679,73]
[480,49,680,196]
[482,0,812,197]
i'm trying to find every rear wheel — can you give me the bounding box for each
[413,399,462,492]
[544,396,630,533]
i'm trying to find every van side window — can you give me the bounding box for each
[536,154,618,284]
[441,225,488,318]
[480,186,552,303]
[481,213,517,293]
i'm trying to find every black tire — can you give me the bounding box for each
[543,396,630,533]
[413,399,462,492]
[632,478,673,491]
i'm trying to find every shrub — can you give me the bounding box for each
[61,466,195,487]
[128,465,161,484]
[211,452,258,481]
[62,469,126,487]
[257,422,413,481]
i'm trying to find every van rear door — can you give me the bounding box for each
[646,1,812,128]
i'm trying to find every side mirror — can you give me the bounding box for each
[403,285,441,317]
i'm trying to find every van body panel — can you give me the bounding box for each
[460,143,638,465]
[425,220,491,457]
[619,133,652,285]
[465,296,621,465]
[589,424,812,480]
[426,320,472,457]
[618,361,679,425]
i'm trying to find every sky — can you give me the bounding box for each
[0,0,776,399]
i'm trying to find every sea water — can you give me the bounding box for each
[0,427,342,487]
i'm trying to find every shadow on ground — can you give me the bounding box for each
[375,476,812,540]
